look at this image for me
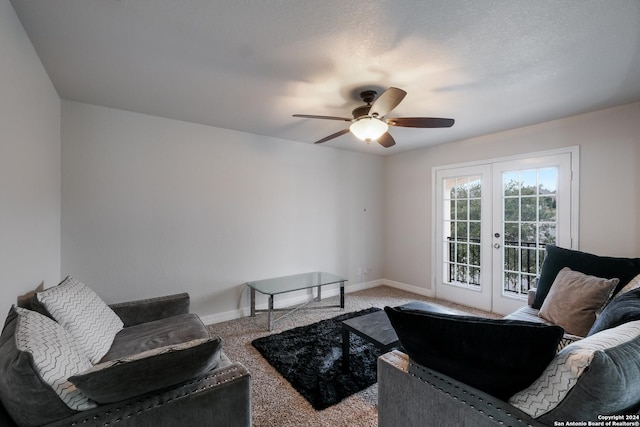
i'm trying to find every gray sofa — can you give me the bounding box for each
[379,296,640,427]
[379,250,640,426]
[0,283,251,427]
[378,291,558,427]
[378,350,546,427]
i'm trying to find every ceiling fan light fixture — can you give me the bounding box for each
[349,116,388,142]
[293,87,453,147]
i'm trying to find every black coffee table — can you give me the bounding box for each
[341,301,457,372]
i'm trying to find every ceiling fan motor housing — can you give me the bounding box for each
[352,90,379,119]
[360,90,377,104]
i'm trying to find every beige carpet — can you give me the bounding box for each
[208,285,498,427]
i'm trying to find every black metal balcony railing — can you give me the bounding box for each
[446,238,545,292]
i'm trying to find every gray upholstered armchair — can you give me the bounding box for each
[0,283,251,427]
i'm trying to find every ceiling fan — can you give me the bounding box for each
[293,87,454,148]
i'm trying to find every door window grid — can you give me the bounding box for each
[443,175,482,289]
[502,168,558,298]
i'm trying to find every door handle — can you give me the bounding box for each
[493,243,501,249]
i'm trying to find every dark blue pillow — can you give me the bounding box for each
[588,287,640,336]
[384,305,564,400]
[533,245,640,309]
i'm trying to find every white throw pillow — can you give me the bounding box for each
[36,276,124,363]
[14,307,96,410]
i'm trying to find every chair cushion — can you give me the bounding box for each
[70,336,222,404]
[0,307,95,427]
[509,320,640,421]
[588,287,640,335]
[384,305,564,400]
[532,245,640,309]
[36,276,123,363]
[100,313,209,362]
[538,267,618,337]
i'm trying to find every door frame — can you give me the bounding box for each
[431,146,580,314]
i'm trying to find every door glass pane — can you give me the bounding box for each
[444,179,457,198]
[443,174,482,289]
[521,223,537,245]
[504,198,519,221]
[504,223,519,243]
[469,199,481,221]
[502,167,559,299]
[470,267,481,284]
[456,200,467,220]
[521,198,537,221]
[456,222,468,239]
[503,172,519,196]
[520,170,537,195]
[539,196,556,221]
[539,168,557,194]
[469,179,481,197]
[456,177,469,198]
[469,244,481,266]
[469,222,481,240]
[538,223,556,244]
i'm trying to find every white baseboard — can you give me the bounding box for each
[381,279,434,298]
[201,278,384,325]
[199,307,249,326]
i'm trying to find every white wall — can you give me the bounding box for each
[383,102,640,293]
[0,0,61,316]
[61,101,384,320]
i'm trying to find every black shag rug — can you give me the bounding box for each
[251,307,396,410]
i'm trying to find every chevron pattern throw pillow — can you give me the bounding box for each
[14,307,96,411]
[509,319,640,418]
[37,276,124,363]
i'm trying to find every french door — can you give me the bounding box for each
[434,149,577,314]
[435,165,493,310]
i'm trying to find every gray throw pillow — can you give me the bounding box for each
[539,268,618,337]
[70,336,222,403]
[589,287,640,335]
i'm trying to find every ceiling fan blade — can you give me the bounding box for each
[369,87,407,118]
[387,117,455,128]
[293,114,352,122]
[313,128,350,144]
[377,132,396,148]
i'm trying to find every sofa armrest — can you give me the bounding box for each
[378,351,546,427]
[46,358,251,427]
[0,401,18,427]
[528,287,537,306]
[109,293,190,327]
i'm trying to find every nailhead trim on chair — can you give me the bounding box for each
[406,361,537,427]
[69,364,248,426]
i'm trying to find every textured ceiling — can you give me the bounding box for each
[10,0,640,155]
